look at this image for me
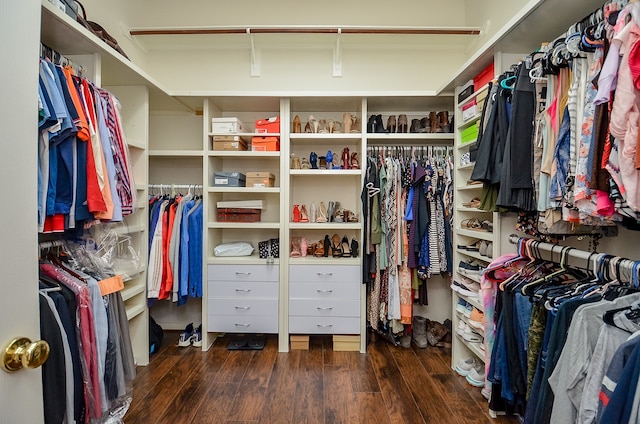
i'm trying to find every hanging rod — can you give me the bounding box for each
[508,235,639,284]
[148,184,202,190]
[130,25,482,37]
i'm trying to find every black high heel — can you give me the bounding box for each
[341,236,351,257]
[323,235,330,258]
[350,238,359,258]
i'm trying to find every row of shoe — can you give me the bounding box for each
[292,202,358,223]
[458,239,493,258]
[455,356,487,395]
[178,323,202,347]
[457,259,484,276]
[291,235,359,258]
[403,316,452,349]
[292,113,361,134]
[367,112,453,134]
[291,149,360,170]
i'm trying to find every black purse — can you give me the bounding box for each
[258,238,279,259]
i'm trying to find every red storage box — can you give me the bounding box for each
[255,116,280,133]
[217,208,261,223]
[474,63,495,90]
[251,136,280,151]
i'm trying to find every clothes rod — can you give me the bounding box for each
[148,184,202,188]
[508,235,638,284]
[130,26,482,37]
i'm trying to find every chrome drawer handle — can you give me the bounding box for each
[317,307,333,311]
[235,288,252,292]
[316,289,333,293]
[235,306,251,310]
[235,272,252,275]
[317,272,333,276]
[316,324,333,328]
[234,323,251,327]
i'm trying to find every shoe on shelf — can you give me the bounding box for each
[178,323,195,347]
[462,326,483,343]
[387,115,397,133]
[457,240,481,252]
[291,153,301,169]
[331,234,342,257]
[455,356,482,377]
[290,237,302,258]
[350,152,360,169]
[466,365,486,388]
[192,324,202,347]
[292,115,302,133]
[458,260,482,273]
[468,307,484,329]
[455,299,469,315]
[450,281,477,298]
[341,147,351,170]
[343,112,354,133]
[310,152,318,169]
[398,114,408,133]
[300,238,308,257]
[300,205,309,223]
[292,204,301,222]
[486,242,493,258]
[317,202,328,223]
[350,238,359,258]
[456,320,466,336]
[301,157,311,169]
[340,235,351,257]
[309,202,317,223]
[462,197,481,208]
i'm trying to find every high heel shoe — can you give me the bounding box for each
[327,201,335,222]
[309,202,317,223]
[326,150,334,169]
[410,119,421,133]
[367,115,377,133]
[293,115,302,133]
[350,152,360,169]
[398,114,408,133]
[310,152,318,169]
[331,234,342,257]
[323,235,331,257]
[308,115,318,133]
[319,156,327,169]
[333,121,342,133]
[292,205,301,222]
[374,114,386,133]
[328,119,335,133]
[387,115,397,133]
[343,112,353,133]
[318,119,328,133]
[300,205,309,222]
[300,238,308,257]
[301,157,311,169]
[429,112,439,133]
[290,237,301,258]
[341,147,350,169]
[316,202,328,223]
[350,238,359,258]
[291,153,301,169]
[352,116,361,133]
[340,236,351,257]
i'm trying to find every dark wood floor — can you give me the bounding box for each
[124,332,518,424]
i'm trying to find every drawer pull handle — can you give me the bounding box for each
[235,272,252,276]
[235,288,252,292]
[316,289,333,293]
[234,323,251,327]
[316,324,333,328]
[317,272,333,276]
[235,306,251,310]
[317,307,333,311]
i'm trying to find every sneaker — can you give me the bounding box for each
[455,356,481,377]
[456,320,467,336]
[481,386,491,400]
[466,365,486,387]
[451,281,477,298]
[468,307,484,329]
[192,324,202,347]
[455,299,469,315]
[462,326,483,343]
[462,302,473,318]
[178,322,195,347]
[458,260,482,272]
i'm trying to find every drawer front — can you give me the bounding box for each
[289,264,360,283]
[289,316,361,334]
[208,314,278,333]
[207,264,279,282]
[208,281,279,299]
[208,299,278,316]
[289,299,360,317]
[289,281,361,300]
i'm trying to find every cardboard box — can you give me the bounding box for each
[211,172,246,187]
[212,117,251,134]
[290,335,309,350]
[457,79,475,103]
[333,335,360,351]
[251,136,280,152]
[216,208,261,223]
[212,136,248,151]
[246,172,275,188]
[255,116,280,134]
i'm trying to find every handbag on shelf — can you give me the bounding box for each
[74,1,129,60]
[258,238,279,259]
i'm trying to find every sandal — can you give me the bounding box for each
[344,209,358,222]
[482,220,493,232]
[316,202,328,223]
[331,234,342,257]
[341,236,351,257]
[293,205,301,222]
[458,240,481,251]
[462,197,481,208]
[290,237,301,258]
[300,205,309,223]
[334,208,344,223]
[313,241,324,257]
[350,152,360,169]
[291,153,301,169]
[461,218,482,230]
[300,238,308,257]
[323,235,331,258]
[301,157,311,169]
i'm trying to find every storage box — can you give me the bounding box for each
[457,79,475,103]
[216,208,261,223]
[212,117,251,134]
[461,122,479,143]
[212,136,248,151]
[290,335,309,350]
[246,172,275,188]
[332,335,360,351]
[211,172,246,187]
[461,99,478,122]
[251,136,280,152]
[474,63,495,90]
[255,116,280,134]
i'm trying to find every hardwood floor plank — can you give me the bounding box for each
[347,352,381,393]
[324,364,356,424]
[226,340,279,421]
[214,350,255,383]
[156,368,218,424]
[390,345,460,424]
[347,392,392,424]
[132,354,180,393]
[430,373,494,424]
[412,344,454,374]
[368,342,425,424]
[291,346,325,424]
[189,382,241,423]
[259,350,301,424]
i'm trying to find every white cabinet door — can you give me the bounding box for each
[0,1,44,421]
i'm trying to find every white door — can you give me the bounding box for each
[0,0,45,421]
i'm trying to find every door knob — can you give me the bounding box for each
[1,337,50,373]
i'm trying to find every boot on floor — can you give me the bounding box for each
[412,316,428,348]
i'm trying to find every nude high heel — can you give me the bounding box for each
[387,115,397,133]
[343,113,353,133]
[398,114,408,133]
[293,115,302,133]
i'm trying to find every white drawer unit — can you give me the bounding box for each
[207,281,279,298]
[208,314,279,333]
[208,299,278,316]
[289,316,361,334]
[289,280,361,299]
[289,264,360,283]
[207,264,279,282]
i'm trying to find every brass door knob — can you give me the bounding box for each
[1,337,50,373]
